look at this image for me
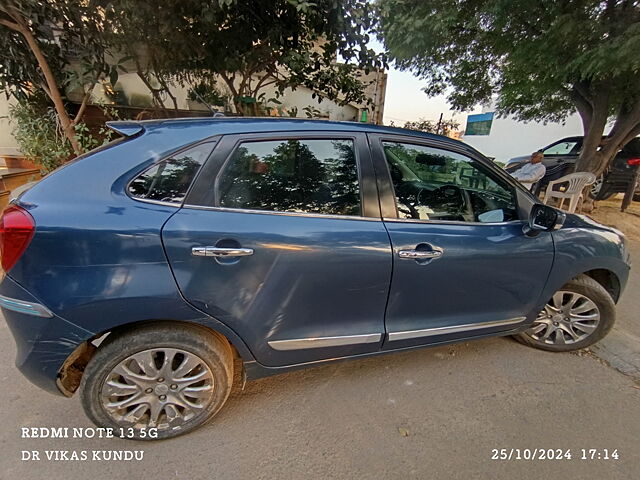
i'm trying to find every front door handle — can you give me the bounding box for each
[192,246,254,257]
[398,249,443,259]
[398,244,444,263]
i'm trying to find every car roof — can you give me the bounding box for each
[108,117,476,154]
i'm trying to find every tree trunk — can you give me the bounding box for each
[5,14,82,154]
[574,85,640,176]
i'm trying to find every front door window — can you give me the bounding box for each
[382,142,517,223]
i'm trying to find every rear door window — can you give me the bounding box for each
[216,138,361,216]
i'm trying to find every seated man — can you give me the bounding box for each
[509,151,546,190]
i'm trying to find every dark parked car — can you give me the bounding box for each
[0,119,630,439]
[504,136,640,200]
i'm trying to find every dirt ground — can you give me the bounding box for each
[589,195,640,242]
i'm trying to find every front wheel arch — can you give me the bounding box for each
[584,268,621,302]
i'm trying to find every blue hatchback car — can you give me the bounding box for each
[0,118,631,439]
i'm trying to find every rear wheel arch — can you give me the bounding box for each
[57,319,247,397]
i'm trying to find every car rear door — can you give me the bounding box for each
[369,134,555,349]
[162,131,392,367]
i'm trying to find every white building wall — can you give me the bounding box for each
[91,72,362,121]
[0,95,20,155]
[462,113,584,163]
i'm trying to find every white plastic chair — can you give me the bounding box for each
[542,172,596,213]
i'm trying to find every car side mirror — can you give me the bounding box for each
[523,204,566,237]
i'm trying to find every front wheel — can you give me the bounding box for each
[80,323,234,440]
[514,275,615,352]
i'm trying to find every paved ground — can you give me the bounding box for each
[1,251,639,479]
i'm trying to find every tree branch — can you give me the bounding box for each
[570,86,593,134]
[73,83,95,125]
[0,17,20,31]
[39,81,51,98]
[7,8,80,153]
[252,73,277,97]
[620,123,640,148]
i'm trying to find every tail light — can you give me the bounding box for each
[0,205,35,272]
[627,158,640,166]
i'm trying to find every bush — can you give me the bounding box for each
[9,93,117,172]
[9,94,71,172]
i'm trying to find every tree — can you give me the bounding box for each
[0,0,109,154]
[401,118,460,137]
[99,0,385,116]
[378,0,640,175]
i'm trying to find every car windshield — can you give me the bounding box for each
[543,140,582,156]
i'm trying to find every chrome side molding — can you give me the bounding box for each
[387,317,526,342]
[268,333,382,351]
[0,294,54,318]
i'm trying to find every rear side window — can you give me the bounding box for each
[216,139,361,216]
[129,143,213,204]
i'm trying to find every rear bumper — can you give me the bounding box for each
[0,275,93,396]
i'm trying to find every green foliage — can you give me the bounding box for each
[97,0,385,115]
[9,94,71,172]
[0,1,108,101]
[378,0,640,173]
[303,106,323,118]
[187,80,229,107]
[9,94,117,172]
[379,0,638,119]
[402,118,460,136]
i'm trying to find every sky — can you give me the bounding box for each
[382,69,481,126]
[366,39,481,127]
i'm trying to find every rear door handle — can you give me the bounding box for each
[192,247,254,257]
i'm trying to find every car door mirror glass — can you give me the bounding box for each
[524,204,565,236]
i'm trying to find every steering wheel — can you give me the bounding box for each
[420,184,474,221]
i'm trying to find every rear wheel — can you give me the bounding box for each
[589,174,614,200]
[514,275,615,352]
[80,323,233,440]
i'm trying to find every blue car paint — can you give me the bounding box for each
[543,214,630,303]
[162,208,392,367]
[0,118,631,396]
[380,220,555,349]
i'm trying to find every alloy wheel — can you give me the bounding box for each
[525,291,600,345]
[100,348,215,430]
[590,174,604,197]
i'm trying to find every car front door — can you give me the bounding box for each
[162,132,392,367]
[369,134,555,349]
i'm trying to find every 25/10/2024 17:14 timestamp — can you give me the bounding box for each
[491,448,620,461]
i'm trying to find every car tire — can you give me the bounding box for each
[80,323,234,440]
[589,174,615,200]
[513,274,615,352]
